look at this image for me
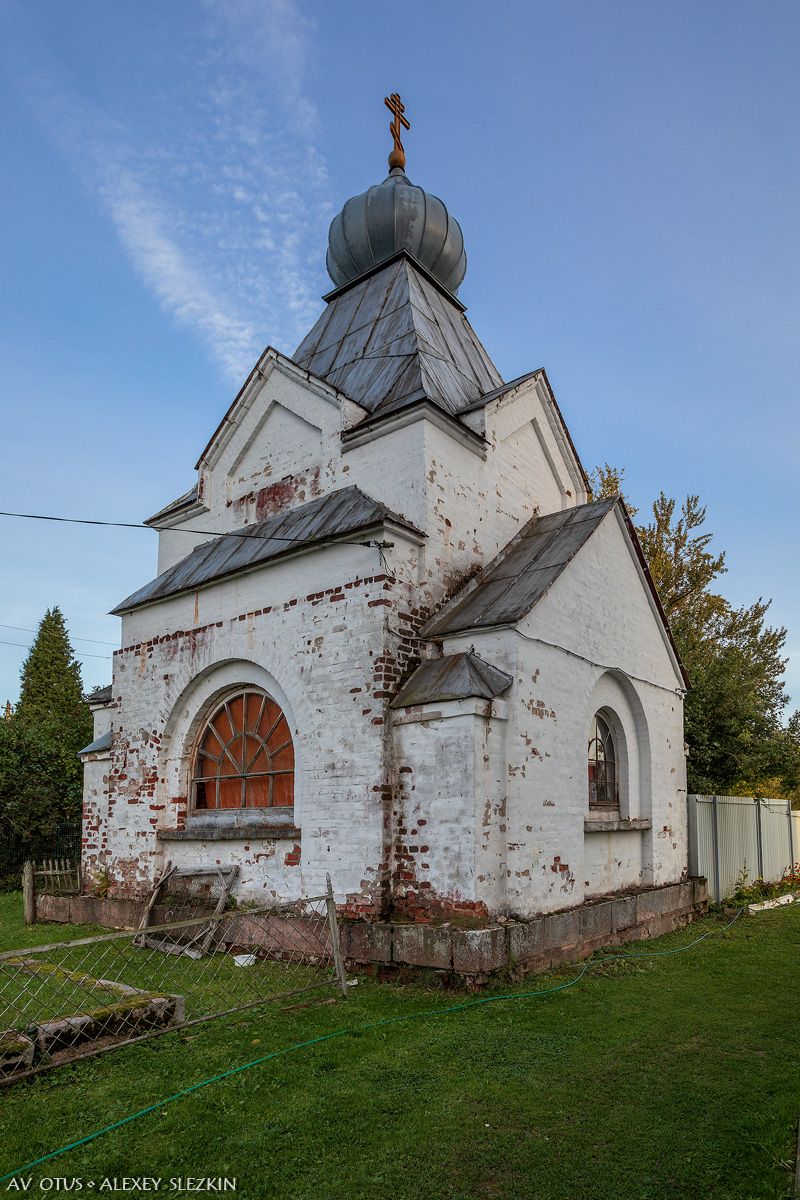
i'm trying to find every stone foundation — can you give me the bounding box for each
[341,878,708,981]
[35,878,707,982]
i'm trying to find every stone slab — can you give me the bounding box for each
[611,894,638,932]
[508,918,544,965]
[580,900,613,939]
[393,923,453,969]
[451,926,506,975]
[341,921,393,964]
[542,908,580,951]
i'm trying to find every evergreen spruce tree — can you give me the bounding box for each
[0,608,93,852]
[16,608,89,732]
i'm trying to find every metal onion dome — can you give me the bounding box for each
[325,167,468,296]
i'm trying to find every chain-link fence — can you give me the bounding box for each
[0,881,347,1085]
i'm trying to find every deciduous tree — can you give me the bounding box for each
[589,467,798,797]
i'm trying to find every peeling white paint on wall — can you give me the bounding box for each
[82,271,687,922]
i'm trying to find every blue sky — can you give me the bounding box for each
[0,0,798,712]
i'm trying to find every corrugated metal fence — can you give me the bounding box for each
[688,794,800,902]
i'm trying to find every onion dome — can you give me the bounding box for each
[326,166,468,296]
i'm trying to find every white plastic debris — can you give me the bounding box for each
[233,953,258,967]
[747,893,796,914]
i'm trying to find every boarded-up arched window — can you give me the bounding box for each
[193,690,294,810]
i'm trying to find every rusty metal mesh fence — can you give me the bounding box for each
[0,889,346,1084]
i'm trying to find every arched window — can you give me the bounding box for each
[192,690,294,811]
[588,713,617,809]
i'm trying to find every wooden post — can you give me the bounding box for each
[325,874,348,998]
[22,860,36,925]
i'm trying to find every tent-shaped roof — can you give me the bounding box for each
[78,729,112,757]
[292,253,503,421]
[424,500,616,637]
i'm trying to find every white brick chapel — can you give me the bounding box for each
[81,105,690,926]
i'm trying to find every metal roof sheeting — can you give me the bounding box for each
[112,486,422,615]
[145,485,199,526]
[78,729,112,757]
[293,255,502,420]
[423,499,617,637]
[391,652,513,708]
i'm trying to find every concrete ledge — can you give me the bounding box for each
[611,894,638,932]
[508,918,544,965]
[158,826,301,842]
[584,817,652,833]
[543,908,580,951]
[580,900,613,940]
[394,923,453,969]
[36,893,147,928]
[340,921,393,964]
[452,926,506,975]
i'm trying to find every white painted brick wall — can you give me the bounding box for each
[86,346,685,921]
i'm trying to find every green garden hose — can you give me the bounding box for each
[0,908,743,1183]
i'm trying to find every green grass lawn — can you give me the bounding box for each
[0,892,798,1199]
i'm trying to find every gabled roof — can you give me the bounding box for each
[292,253,503,420]
[459,369,542,413]
[423,497,688,688]
[391,652,513,708]
[460,367,590,494]
[145,485,199,526]
[78,729,112,757]
[86,684,113,706]
[112,486,423,615]
[424,499,616,638]
[194,346,353,472]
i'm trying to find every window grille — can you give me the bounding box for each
[192,690,294,811]
[588,713,618,809]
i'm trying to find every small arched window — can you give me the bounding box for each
[192,690,294,811]
[588,713,617,809]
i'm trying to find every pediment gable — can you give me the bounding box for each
[463,369,588,506]
[196,347,348,474]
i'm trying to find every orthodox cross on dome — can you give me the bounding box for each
[384,92,410,171]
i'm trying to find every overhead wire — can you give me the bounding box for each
[0,640,110,660]
[513,628,686,698]
[0,510,393,553]
[0,624,117,647]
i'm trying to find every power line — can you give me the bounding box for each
[0,509,391,551]
[0,624,117,647]
[0,640,111,661]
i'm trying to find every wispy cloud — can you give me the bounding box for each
[21,0,333,381]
